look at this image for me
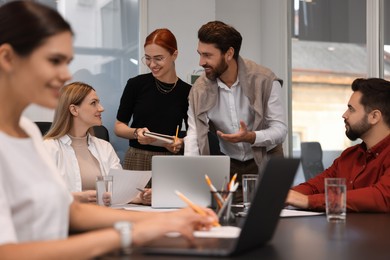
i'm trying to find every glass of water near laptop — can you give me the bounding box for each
[325,178,346,223]
[96,175,113,207]
[242,174,258,212]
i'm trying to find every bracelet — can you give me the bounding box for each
[133,128,139,139]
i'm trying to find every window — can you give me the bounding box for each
[33,0,140,161]
[291,0,366,151]
[384,0,390,80]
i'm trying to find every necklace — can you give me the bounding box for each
[155,78,178,94]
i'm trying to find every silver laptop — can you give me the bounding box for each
[143,157,300,256]
[151,155,230,208]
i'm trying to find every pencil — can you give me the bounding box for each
[221,176,228,192]
[205,175,224,208]
[217,182,239,218]
[174,125,179,143]
[228,173,238,191]
[175,190,220,227]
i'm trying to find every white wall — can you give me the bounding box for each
[144,0,216,82]
[145,0,289,87]
[215,0,262,63]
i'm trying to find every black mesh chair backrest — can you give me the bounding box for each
[92,125,110,142]
[34,121,110,142]
[35,121,52,136]
[300,141,325,181]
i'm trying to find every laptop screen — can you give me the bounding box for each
[151,156,230,208]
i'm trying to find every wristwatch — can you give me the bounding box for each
[133,128,139,139]
[114,221,132,249]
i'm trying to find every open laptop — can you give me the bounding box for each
[151,155,230,208]
[142,157,300,256]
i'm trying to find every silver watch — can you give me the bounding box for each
[114,221,132,249]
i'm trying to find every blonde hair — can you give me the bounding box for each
[44,82,95,139]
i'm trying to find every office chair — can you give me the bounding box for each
[34,121,110,142]
[35,121,52,136]
[92,125,110,142]
[300,141,325,181]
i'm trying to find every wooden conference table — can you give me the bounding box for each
[100,213,390,260]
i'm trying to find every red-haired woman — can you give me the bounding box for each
[115,28,191,173]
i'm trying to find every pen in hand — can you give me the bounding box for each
[175,190,220,227]
[174,125,179,143]
[136,188,151,204]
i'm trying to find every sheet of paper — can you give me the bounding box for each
[166,226,241,239]
[109,169,151,205]
[114,204,177,212]
[194,226,241,238]
[280,209,324,217]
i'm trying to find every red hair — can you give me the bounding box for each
[144,28,177,55]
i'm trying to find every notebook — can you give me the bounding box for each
[151,155,230,208]
[143,131,174,147]
[142,157,300,256]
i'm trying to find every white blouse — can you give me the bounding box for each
[0,117,72,244]
[43,134,122,192]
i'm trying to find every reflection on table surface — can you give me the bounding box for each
[98,213,390,260]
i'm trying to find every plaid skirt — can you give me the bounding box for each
[123,147,172,171]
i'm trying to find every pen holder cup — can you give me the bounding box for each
[210,191,229,211]
[210,190,235,225]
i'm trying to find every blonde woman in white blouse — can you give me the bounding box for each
[44,82,151,205]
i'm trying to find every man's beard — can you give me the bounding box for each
[204,57,228,81]
[345,114,370,141]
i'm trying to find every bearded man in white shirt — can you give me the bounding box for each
[184,21,287,202]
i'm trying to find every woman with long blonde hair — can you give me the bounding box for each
[44,82,151,204]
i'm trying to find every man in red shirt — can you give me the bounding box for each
[286,78,390,212]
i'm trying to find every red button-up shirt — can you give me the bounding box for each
[292,134,390,212]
